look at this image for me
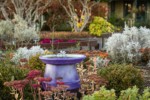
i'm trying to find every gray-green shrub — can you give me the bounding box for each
[98,64,144,95]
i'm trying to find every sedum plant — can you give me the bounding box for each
[0,64,29,100]
[105,26,150,64]
[89,16,115,36]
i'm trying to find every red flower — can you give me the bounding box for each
[4,79,29,91]
[26,70,42,80]
[56,81,64,85]
[67,40,76,43]
[14,84,25,91]
[36,77,52,82]
[40,39,51,44]
[32,84,41,89]
[26,75,35,80]
[55,39,64,43]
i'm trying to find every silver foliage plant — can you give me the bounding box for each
[13,14,39,44]
[11,46,44,64]
[0,14,39,45]
[105,25,150,63]
[95,57,110,67]
[0,20,13,35]
[0,20,14,43]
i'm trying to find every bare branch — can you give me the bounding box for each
[59,0,98,32]
[0,0,52,27]
[0,0,10,20]
[1,7,9,20]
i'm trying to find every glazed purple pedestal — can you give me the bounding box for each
[39,54,86,90]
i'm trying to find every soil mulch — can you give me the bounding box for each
[139,66,150,87]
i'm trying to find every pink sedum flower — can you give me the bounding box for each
[56,81,65,85]
[36,77,52,82]
[26,70,42,80]
[32,84,41,89]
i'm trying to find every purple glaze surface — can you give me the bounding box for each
[39,54,86,90]
[44,64,80,90]
[39,54,86,65]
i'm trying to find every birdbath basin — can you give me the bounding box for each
[39,54,86,90]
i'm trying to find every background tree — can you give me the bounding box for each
[0,0,52,28]
[42,0,69,31]
[59,0,99,32]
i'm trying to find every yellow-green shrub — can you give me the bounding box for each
[83,86,116,100]
[83,86,150,100]
[29,54,45,72]
[89,16,115,36]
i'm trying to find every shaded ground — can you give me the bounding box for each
[140,67,150,87]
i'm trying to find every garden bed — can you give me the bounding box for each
[1,47,150,100]
[137,66,150,87]
[40,39,98,49]
[1,39,98,50]
[0,32,112,50]
[40,31,112,39]
[40,31,112,49]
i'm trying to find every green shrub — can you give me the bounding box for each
[139,87,150,100]
[89,16,115,36]
[0,65,29,100]
[118,86,139,100]
[56,22,72,31]
[83,86,150,100]
[29,54,45,72]
[108,14,124,28]
[98,64,144,95]
[119,86,150,100]
[83,86,116,100]
[134,20,150,28]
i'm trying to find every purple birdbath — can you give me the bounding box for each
[39,54,86,90]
